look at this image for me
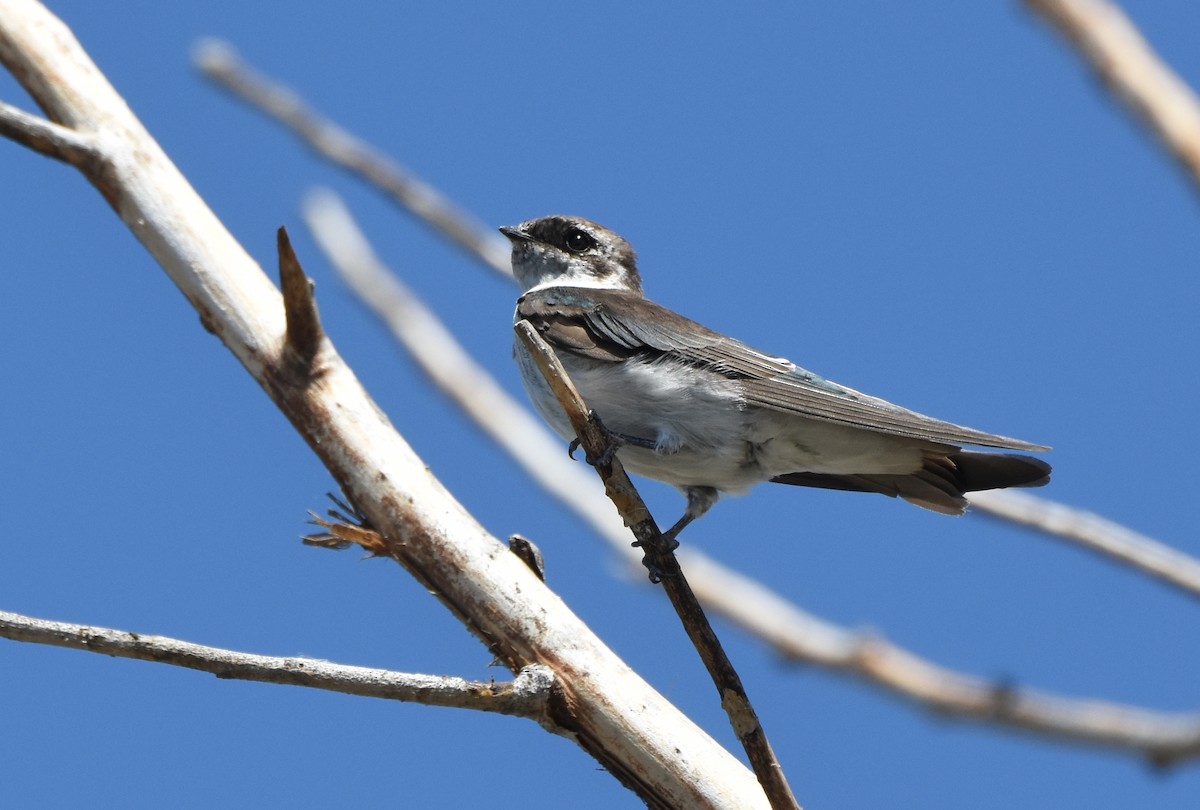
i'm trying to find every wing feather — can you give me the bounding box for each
[517,288,1048,452]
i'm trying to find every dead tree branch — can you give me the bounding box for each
[193,38,512,277]
[514,321,800,810]
[971,490,1200,600]
[1026,0,1200,190]
[0,609,555,718]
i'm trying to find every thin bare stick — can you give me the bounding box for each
[304,192,1200,765]
[1026,0,1200,189]
[515,321,800,810]
[0,608,554,718]
[684,553,1200,769]
[971,490,1200,600]
[278,226,324,365]
[192,39,512,277]
[0,4,768,806]
[0,99,97,164]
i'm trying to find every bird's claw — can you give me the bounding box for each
[632,534,681,554]
[566,410,626,467]
[568,435,618,466]
[631,534,680,583]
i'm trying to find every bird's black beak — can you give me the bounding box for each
[499,225,532,242]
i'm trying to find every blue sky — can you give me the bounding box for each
[3,2,1200,807]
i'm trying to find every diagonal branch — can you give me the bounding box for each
[971,489,1200,600]
[0,608,555,718]
[1026,0,1200,190]
[193,39,512,277]
[514,321,800,810]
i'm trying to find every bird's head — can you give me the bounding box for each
[499,215,643,295]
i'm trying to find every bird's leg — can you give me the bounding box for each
[632,487,718,582]
[567,409,657,467]
[637,485,721,556]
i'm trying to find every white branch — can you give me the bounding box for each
[970,490,1200,599]
[0,609,555,717]
[0,98,97,162]
[1026,0,1200,189]
[193,39,512,277]
[0,3,767,807]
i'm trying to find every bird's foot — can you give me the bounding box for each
[567,410,655,467]
[631,529,682,584]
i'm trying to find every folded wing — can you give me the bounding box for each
[518,287,1049,452]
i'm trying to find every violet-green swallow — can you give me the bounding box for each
[501,215,1050,541]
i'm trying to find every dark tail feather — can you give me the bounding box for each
[770,452,1051,516]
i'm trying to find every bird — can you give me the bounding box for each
[500,215,1050,543]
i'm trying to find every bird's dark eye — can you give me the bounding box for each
[563,228,596,254]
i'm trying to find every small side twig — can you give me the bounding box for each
[0,99,97,165]
[514,320,801,810]
[277,226,324,366]
[0,608,555,719]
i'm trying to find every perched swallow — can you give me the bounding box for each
[501,215,1050,541]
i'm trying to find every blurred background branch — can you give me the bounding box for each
[1026,0,1200,190]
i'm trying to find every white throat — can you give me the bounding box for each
[525,274,635,294]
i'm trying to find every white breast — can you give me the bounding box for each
[513,338,929,493]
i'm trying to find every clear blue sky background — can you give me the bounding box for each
[3,2,1200,807]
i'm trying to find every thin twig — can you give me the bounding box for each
[303,191,1200,765]
[0,99,97,164]
[971,490,1200,600]
[0,608,554,717]
[1026,0,1200,190]
[514,321,801,810]
[192,38,512,277]
[683,552,1200,769]
[278,226,324,366]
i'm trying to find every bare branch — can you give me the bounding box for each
[514,321,800,810]
[1026,0,1200,190]
[685,553,1200,768]
[0,4,768,806]
[0,99,96,164]
[0,608,555,719]
[971,490,1200,600]
[192,38,512,277]
[303,192,1200,765]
